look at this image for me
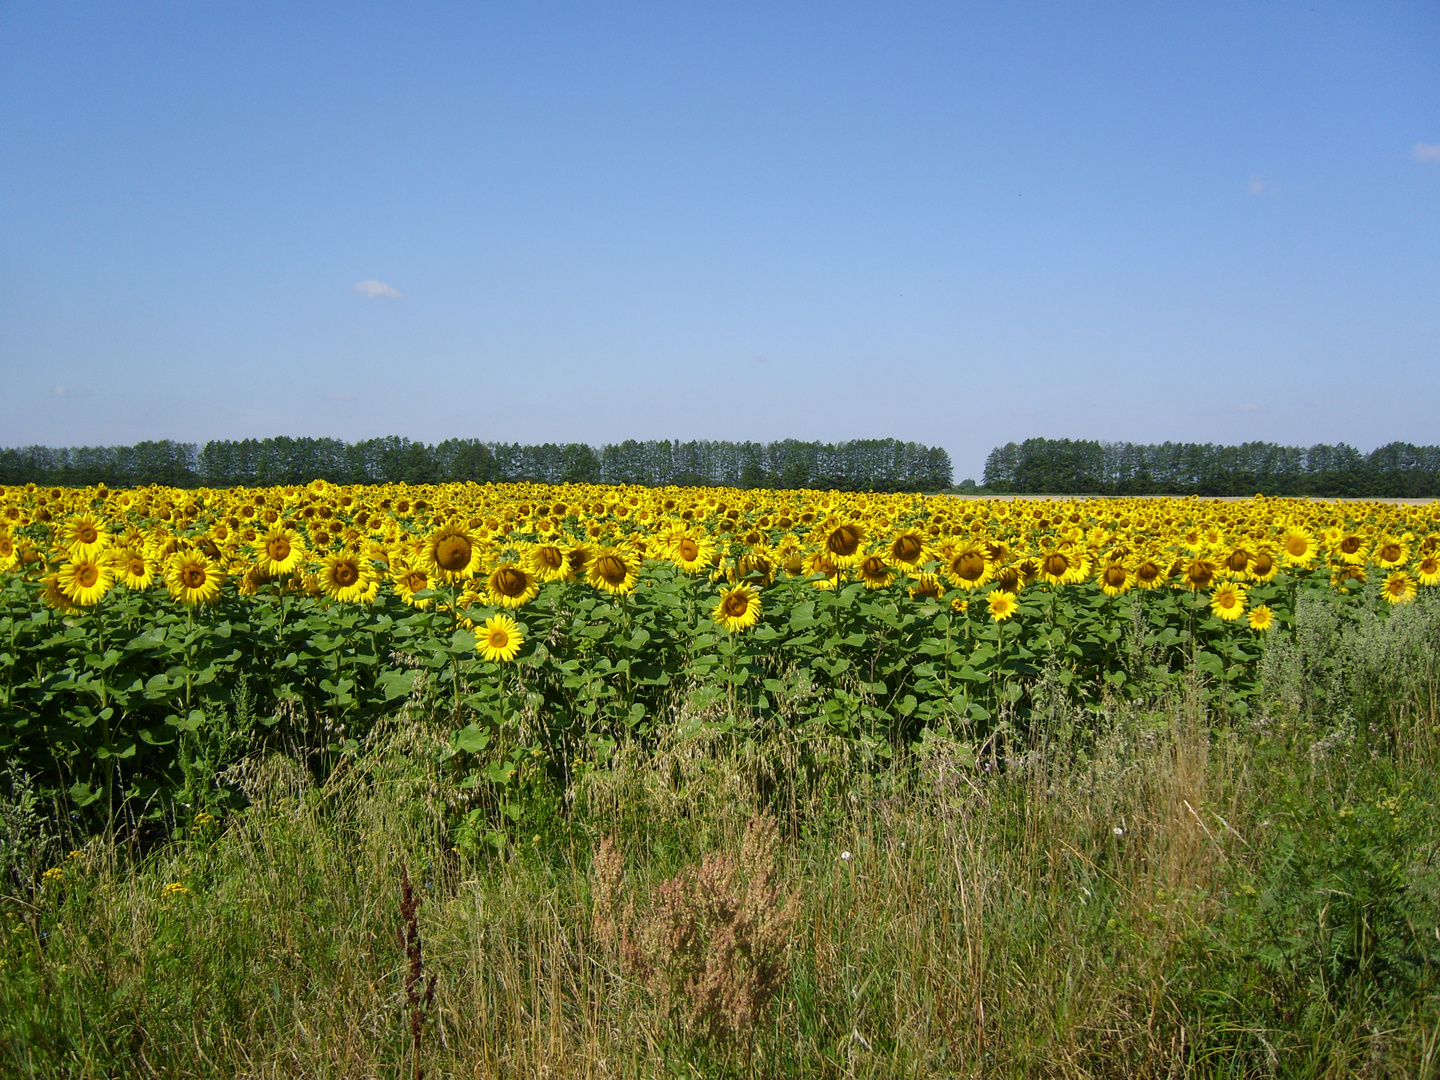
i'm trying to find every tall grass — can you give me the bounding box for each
[4,599,1440,1078]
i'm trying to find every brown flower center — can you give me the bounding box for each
[435,534,473,572]
[722,592,751,618]
[826,525,862,558]
[333,562,360,587]
[491,567,529,598]
[677,538,700,562]
[595,555,628,586]
[1042,553,1070,579]
[892,534,923,563]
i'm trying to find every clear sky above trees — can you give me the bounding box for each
[1,2,1436,477]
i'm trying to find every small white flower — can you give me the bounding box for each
[840,850,853,863]
[1113,826,1125,836]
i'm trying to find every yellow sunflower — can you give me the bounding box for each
[587,547,639,595]
[1332,533,1366,565]
[477,614,524,663]
[486,563,540,608]
[1038,549,1088,587]
[1249,549,1280,582]
[166,552,224,606]
[1330,563,1366,593]
[887,530,930,571]
[856,552,896,589]
[1416,555,1440,588]
[944,546,991,590]
[666,532,718,574]
[1372,537,1408,569]
[524,543,572,582]
[41,572,80,615]
[0,530,17,572]
[255,526,306,576]
[319,552,372,602]
[56,556,113,607]
[424,522,483,583]
[60,514,110,561]
[1209,583,1247,621]
[1247,604,1274,632]
[1182,557,1219,592]
[1133,557,1168,590]
[907,572,944,601]
[391,564,434,609]
[713,583,763,633]
[802,549,840,589]
[814,519,866,568]
[1382,571,1417,605]
[1280,527,1317,566]
[113,548,155,590]
[1096,561,1131,597]
[987,590,1018,622]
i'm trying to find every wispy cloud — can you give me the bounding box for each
[1246,174,1275,196]
[1413,142,1440,163]
[52,385,91,399]
[353,279,402,299]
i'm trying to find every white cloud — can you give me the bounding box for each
[1413,142,1440,163]
[1246,175,1272,196]
[52,385,90,399]
[353,279,402,299]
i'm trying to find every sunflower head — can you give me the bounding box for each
[57,556,114,607]
[713,584,763,633]
[61,515,110,560]
[1382,571,1417,605]
[1209,583,1247,621]
[946,548,991,590]
[320,552,372,602]
[587,547,638,595]
[477,614,524,663]
[525,543,572,582]
[166,552,224,606]
[487,563,539,608]
[981,584,1014,619]
[426,523,482,582]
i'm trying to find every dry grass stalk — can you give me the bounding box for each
[592,813,800,1046]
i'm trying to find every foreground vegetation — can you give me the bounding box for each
[4,594,1439,1078]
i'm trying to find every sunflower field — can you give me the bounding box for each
[2,480,1438,825]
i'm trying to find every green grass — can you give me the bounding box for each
[3,599,1440,1078]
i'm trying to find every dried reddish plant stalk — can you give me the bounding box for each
[399,867,437,1080]
[591,815,800,1045]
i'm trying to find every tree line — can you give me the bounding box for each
[0,437,954,493]
[981,438,1440,497]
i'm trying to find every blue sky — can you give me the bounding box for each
[1,2,1436,479]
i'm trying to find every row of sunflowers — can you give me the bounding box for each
[2,480,1436,823]
[6,480,1438,627]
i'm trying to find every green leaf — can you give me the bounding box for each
[453,723,491,754]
